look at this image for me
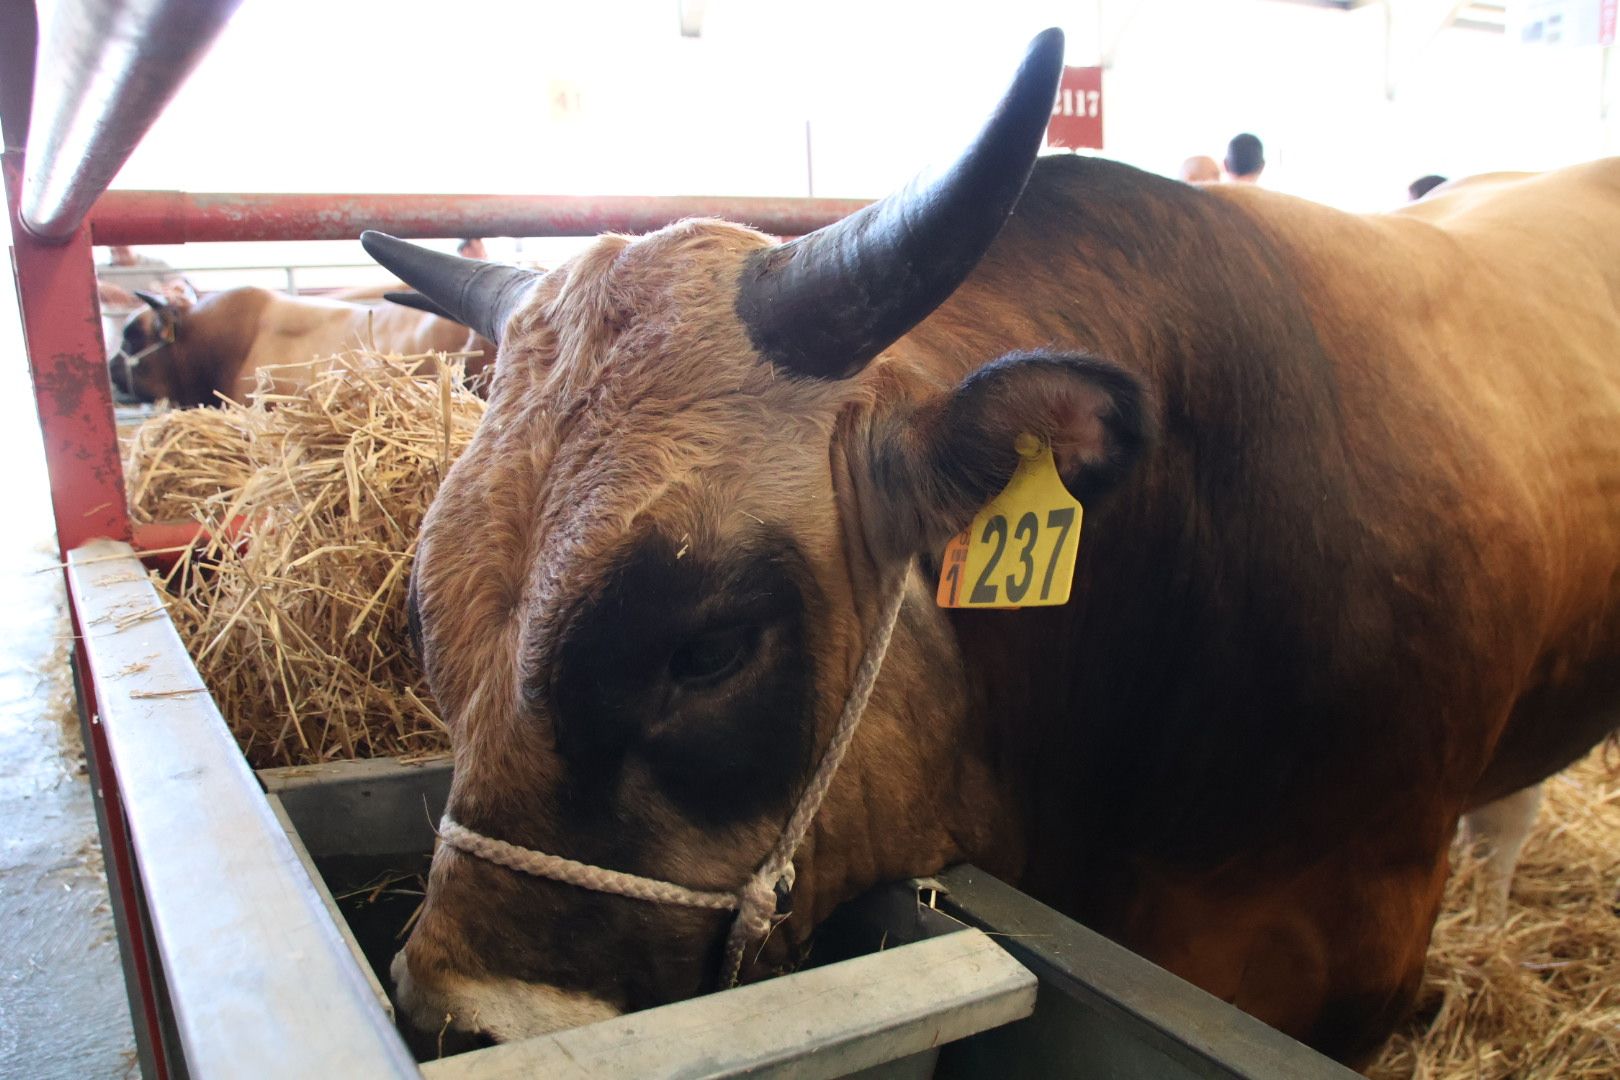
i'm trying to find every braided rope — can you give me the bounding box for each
[437,819,739,912]
[717,574,910,985]
[435,571,911,991]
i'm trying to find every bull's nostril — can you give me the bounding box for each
[399,1018,496,1061]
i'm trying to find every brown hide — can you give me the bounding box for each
[893,156,1620,1060]
[110,286,496,406]
[395,156,1620,1065]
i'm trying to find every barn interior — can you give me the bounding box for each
[2,2,1618,1078]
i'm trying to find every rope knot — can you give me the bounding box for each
[736,876,780,937]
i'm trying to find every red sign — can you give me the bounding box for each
[1047,66,1103,150]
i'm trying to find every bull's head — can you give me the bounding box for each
[365,28,1148,1047]
[109,290,194,405]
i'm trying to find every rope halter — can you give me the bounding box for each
[437,572,911,989]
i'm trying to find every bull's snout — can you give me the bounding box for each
[108,358,140,404]
[390,940,620,1049]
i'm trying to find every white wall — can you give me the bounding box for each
[101,0,1616,268]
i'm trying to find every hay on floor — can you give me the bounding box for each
[126,349,483,767]
[1371,745,1620,1079]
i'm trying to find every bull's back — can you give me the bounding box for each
[903,155,1620,1059]
[235,295,491,394]
[1225,162,1620,797]
[908,154,1620,815]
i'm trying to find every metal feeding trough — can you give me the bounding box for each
[71,538,1355,1078]
[263,758,1034,1077]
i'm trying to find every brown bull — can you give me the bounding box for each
[363,30,1620,1066]
[108,285,495,406]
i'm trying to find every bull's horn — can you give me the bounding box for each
[359,233,538,343]
[384,290,459,324]
[736,28,1065,379]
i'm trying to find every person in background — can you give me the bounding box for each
[1224,133,1265,184]
[96,246,191,360]
[1409,174,1448,201]
[1178,155,1221,184]
[456,238,489,260]
[97,245,188,307]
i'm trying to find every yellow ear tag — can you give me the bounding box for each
[936,434,1083,609]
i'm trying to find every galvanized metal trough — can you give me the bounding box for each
[70,538,1357,1078]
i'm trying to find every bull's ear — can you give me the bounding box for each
[862,351,1150,561]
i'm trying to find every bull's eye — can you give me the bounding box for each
[669,624,757,686]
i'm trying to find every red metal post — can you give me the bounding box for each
[90,190,871,245]
[3,164,168,1079]
[3,208,131,546]
[3,1,161,1061]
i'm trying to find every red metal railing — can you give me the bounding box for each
[90,190,871,245]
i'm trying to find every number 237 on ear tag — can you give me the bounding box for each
[936,435,1083,609]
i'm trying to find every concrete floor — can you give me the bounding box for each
[0,279,139,1076]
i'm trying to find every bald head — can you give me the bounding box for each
[1179,156,1221,184]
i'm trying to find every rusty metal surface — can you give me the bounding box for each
[4,154,131,550]
[21,0,243,240]
[0,263,137,1079]
[89,190,873,244]
[7,35,152,1063]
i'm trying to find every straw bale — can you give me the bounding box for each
[125,405,256,523]
[1371,744,1620,1079]
[127,349,483,767]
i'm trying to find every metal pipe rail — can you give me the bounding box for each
[89,190,873,244]
[21,0,242,240]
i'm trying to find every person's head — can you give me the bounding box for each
[1179,155,1221,184]
[1224,134,1264,183]
[109,245,136,264]
[457,238,488,259]
[1408,175,1447,201]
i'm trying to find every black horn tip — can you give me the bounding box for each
[1029,26,1065,66]
[736,28,1068,380]
[360,230,402,258]
[359,230,538,344]
[384,291,459,323]
[1019,29,1067,118]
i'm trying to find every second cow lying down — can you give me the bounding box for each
[109,286,495,406]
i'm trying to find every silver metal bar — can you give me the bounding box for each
[66,540,419,1077]
[21,0,242,240]
[932,866,1359,1078]
[422,929,1036,1080]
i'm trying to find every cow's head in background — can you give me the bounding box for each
[108,290,213,406]
[367,28,1148,1045]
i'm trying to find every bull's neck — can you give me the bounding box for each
[187,289,269,402]
[785,589,1028,945]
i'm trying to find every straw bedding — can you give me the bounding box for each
[127,356,1619,1070]
[1369,745,1620,1079]
[126,405,256,523]
[128,350,482,767]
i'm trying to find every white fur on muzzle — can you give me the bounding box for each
[390,950,621,1043]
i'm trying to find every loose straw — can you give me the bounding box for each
[126,349,482,768]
